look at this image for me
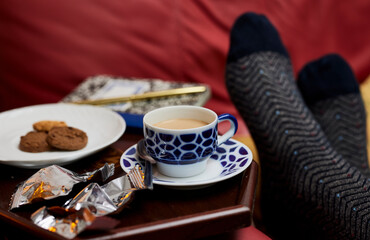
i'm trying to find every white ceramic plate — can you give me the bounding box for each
[0,103,126,168]
[120,138,253,189]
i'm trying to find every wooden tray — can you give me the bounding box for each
[0,133,258,240]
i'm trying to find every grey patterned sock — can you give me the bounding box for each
[297,55,369,176]
[225,12,370,239]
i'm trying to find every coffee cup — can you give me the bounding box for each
[143,105,238,177]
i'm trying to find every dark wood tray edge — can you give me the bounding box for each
[1,161,258,240]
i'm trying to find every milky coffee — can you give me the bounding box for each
[153,118,208,130]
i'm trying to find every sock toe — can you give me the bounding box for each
[297,54,359,104]
[227,12,289,64]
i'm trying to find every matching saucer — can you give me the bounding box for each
[120,138,253,189]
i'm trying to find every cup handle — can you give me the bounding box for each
[217,113,238,146]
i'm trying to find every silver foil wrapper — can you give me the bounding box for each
[10,163,115,210]
[31,164,151,239]
[31,206,96,239]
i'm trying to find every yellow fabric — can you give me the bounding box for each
[360,75,370,167]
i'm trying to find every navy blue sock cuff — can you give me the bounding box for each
[297,54,359,104]
[227,12,289,64]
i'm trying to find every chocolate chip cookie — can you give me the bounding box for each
[46,127,88,150]
[19,131,52,153]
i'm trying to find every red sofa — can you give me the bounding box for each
[0,1,369,238]
[1,0,369,137]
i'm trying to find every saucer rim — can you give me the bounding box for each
[119,138,253,188]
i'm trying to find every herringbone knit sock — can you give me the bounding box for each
[298,55,369,176]
[225,12,370,240]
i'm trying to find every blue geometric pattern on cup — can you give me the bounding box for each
[120,138,252,184]
[144,127,218,165]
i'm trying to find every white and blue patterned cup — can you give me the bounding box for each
[143,105,238,177]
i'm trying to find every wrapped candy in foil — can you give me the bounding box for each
[64,166,146,216]
[31,164,151,239]
[31,206,96,239]
[10,163,115,210]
